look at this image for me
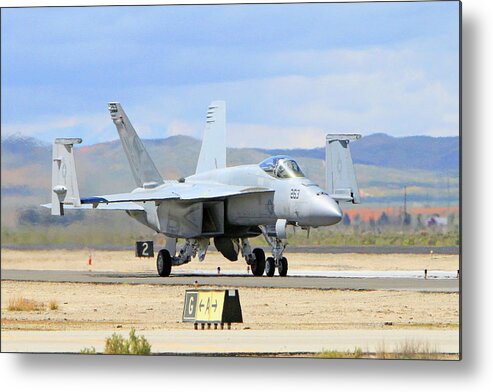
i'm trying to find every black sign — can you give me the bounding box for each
[182,289,242,324]
[135,241,154,257]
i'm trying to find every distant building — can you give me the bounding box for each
[427,215,448,227]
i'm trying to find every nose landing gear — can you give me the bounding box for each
[278,256,288,277]
[265,257,275,277]
[260,226,289,277]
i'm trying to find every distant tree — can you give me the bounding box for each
[43,210,84,226]
[342,213,351,226]
[18,208,41,226]
[402,212,412,226]
[17,208,85,227]
[378,212,389,225]
[447,213,455,228]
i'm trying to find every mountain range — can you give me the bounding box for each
[259,133,459,172]
[1,132,459,227]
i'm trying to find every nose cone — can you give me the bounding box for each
[309,196,343,226]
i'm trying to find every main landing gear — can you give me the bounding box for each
[157,249,172,277]
[239,239,265,277]
[156,238,209,277]
[241,233,288,277]
[156,235,288,278]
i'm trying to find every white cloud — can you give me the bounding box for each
[128,46,458,145]
[227,123,326,149]
[2,45,458,148]
[165,120,202,138]
[2,116,79,136]
[1,113,112,144]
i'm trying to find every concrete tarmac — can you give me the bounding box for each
[0,328,459,354]
[3,244,460,254]
[1,269,459,292]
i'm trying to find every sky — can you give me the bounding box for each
[1,1,460,149]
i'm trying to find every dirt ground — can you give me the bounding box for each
[0,249,459,273]
[1,281,459,332]
[1,249,459,341]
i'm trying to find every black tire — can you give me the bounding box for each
[157,249,172,277]
[265,257,275,277]
[278,257,288,277]
[251,248,265,276]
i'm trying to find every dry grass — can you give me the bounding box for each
[317,347,364,359]
[6,297,60,312]
[316,340,456,360]
[80,329,152,355]
[48,300,59,310]
[104,328,151,355]
[7,297,44,312]
[80,347,97,354]
[375,340,442,360]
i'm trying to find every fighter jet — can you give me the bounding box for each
[45,101,361,277]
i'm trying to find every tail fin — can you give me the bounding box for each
[195,101,226,174]
[51,138,82,215]
[325,134,361,204]
[108,102,164,188]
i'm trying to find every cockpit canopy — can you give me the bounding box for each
[259,155,305,179]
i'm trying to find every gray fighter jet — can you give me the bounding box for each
[45,101,361,277]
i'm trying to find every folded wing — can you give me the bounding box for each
[42,201,145,211]
[78,183,273,205]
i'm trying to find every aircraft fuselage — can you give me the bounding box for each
[126,163,343,238]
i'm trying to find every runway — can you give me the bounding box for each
[0,328,460,354]
[3,244,460,254]
[1,269,459,292]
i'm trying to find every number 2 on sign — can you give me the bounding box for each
[142,242,149,256]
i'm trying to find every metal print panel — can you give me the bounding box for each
[1,0,460,360]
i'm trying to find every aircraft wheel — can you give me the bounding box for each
[157,249,172,277]
[251,248,265,276]
[278,257,288,277]
[265,257,275,277]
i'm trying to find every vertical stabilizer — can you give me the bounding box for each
[108,102,164,188]
[51,138,82,215]
[196,101,226,174]
[326,134,361,204]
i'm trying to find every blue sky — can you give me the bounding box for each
[1,1,460,148]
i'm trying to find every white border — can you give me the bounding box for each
[2,0,492,390]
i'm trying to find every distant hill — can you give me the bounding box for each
[260,133,459,173]
[1,132,459,227]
